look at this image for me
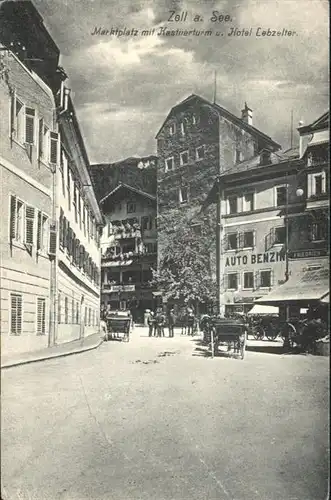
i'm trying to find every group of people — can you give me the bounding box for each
[146,307,197,338]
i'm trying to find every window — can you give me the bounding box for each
[192,114,199,125]
[25,206,35,245]
[10,293,23,335]
[276,186,287,206]
[10,196,24,242]
[76,302,79,324]
[13,98,24,142]
[235,148,242,163]
[25,107,35,144]
[37,212,48,252]
[180,122,185,136]
[67,168,71,210]
[179,187,188,204]
[196,145,205,160]
[72,299,75,325]
[88,308,91,326]
[274,227,286,245]
[169,123,176,135]
[309,221,327,242]
[227,233,238,250]
[142,216,152,230]
[36,298,46,335]
[180,150,189,165]
[243,193,254,212]
[228,195,238,214]
[243,231,254,248]
[58,293,61,324]
[260,270,271,288]
[50,132,59,165]
[85,306,87,326]
[64,297,69,324]
[165,157,174,172]
[127,202,136,213]
[73,186,78,223]
[227,273,238,290]
[243,272,254,289]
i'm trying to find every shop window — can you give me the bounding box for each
[227,273,238,290]
[243,272,254,289]
[127,202,136,214]
[309,221,327,242]
[260,270,271,288]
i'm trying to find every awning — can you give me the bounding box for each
[320,293,329,304]
[247,304,279,316]
[256,266,329,306]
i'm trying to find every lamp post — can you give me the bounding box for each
[202,104,224,317]
[283,179,304,346]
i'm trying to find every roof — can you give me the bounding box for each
[219,146,300,177]
[298,111,329,134]
[100,183,157,205]
[155,94,281,150]
[256,265,329,306]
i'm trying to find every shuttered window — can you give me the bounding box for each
[37,212,48,251]
[64,297,69,324]
[49,223,57,256]
[25,205,35,245]
[36,298,46,335]
[10,294,22,335]
[50,132,59,164]
[25,107,35,144]
[15,99,24,142]
[38,118,44,158]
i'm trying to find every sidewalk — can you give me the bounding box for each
[1,332,104,369]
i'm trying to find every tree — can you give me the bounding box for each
[151,213,217,309]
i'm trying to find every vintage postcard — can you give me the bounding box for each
[0,1,329,499]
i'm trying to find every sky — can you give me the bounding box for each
[31,0,328,164]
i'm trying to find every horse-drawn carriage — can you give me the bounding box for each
[104,311,132,342]
[201,316,247,359]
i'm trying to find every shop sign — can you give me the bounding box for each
[233,296,255,303]
[288,249,328,259]
[225,251,285,267]
[110,285,135,292]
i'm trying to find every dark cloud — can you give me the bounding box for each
[31,0,328,163]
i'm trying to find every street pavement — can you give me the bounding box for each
[1,328,329,500]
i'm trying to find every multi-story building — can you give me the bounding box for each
[211,147,302,315]
[156,94,280,262]
[100,183,157,323]
[256,112,329,315]
[0,1,103,355]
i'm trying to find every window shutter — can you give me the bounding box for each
[50,132,59,164]
[238,232,244,249]
[79,245,85,269]
[25,205,35,245]
[37,211,42,250]
[38,118,44,158]
[236,272,240,288]
[10,195,16,241]
[270,269,275,287]
[11,294,22,335]
[10,91,16,139]
[49,223,57,256]
[65,221,70,250]
[253,230,256,248]
[25,108,35,144]
[37,298,46,335]
[223,235,228,252]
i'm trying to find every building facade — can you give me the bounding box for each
[100,184,157,323]
[0,1,103,355]
[216,148,303,315]
[155,94,280,262]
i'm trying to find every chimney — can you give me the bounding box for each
[241,102,253,126]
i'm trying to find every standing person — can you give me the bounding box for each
[168,309,175,338]
[187,309,195,336]
[147,311,154,337]
[155,307,165,337]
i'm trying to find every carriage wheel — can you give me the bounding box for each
[266,327,278,341]
[253,326,264,340]
[240,333,246,360]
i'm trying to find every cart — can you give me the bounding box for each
[105,312,131,342]
[208,318,247,359]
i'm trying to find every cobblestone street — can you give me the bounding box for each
[1,328,329,500]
